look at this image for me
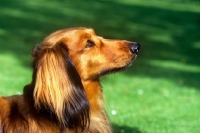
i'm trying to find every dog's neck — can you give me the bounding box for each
[82,79,104,111]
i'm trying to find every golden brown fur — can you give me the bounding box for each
[0,27,140,133]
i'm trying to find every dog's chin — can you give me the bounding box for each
[99,61,133,77]
[99,54,138,77]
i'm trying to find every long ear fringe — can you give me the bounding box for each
[32,42,90,131]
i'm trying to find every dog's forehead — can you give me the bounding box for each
[84,28,96,35]
[73,28,96,36]
[70,29,97,41]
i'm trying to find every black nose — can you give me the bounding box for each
[129,42,140,54]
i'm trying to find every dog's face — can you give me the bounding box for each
[44,27,140,80]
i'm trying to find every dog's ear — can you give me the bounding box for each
[32,41,90,131]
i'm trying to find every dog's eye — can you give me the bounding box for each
[85,40,95,48]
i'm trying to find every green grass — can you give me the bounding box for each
[0,0,200,132]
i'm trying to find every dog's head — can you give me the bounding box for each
[43,27,140,81]
[31,27,139,131]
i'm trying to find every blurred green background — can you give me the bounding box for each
[0,0,200,133]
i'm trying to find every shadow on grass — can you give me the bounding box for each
[112,124,142,133]
[0,1,200,86]
[126,60,200,89]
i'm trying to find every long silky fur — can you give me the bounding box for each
[32,41,90,132]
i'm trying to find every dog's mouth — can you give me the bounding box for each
[99,58,135,77]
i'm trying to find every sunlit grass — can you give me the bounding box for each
[0,53,31,95]
[103,71,200,133]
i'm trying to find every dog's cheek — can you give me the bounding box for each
[86,58,104,78]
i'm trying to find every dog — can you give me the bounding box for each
[0,27,140,133]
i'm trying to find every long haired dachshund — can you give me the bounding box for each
[0,27,140,133]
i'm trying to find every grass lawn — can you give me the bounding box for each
[0,0,200,133]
